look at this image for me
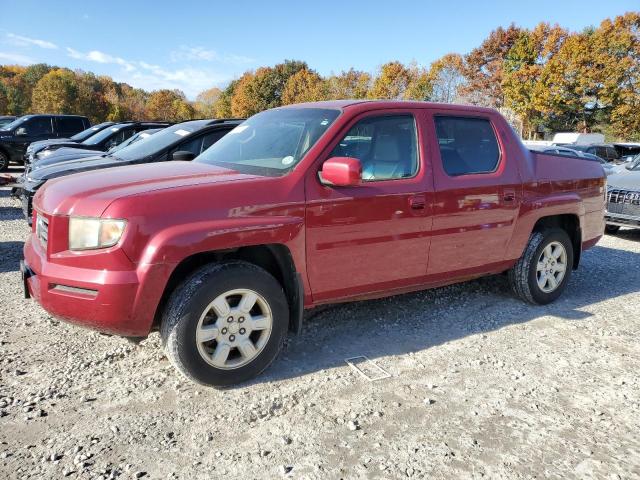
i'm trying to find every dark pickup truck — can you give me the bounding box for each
[23,101,605,387]
[0,114,90,170]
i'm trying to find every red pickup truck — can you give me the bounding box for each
[22,101,606,387]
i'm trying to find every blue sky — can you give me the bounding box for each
[0,0,637,99]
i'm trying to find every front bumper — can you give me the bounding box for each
[23,233,173,337]
[605,212,640,228]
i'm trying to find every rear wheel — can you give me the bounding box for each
[161,261,289,387]
[605,225,620,234]
[508,228,574,305]
[0,151,9,171]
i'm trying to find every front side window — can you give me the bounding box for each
[434,116,500,176]
[330,114,418,181]
[195,108,340,175]
[26,117,53,135]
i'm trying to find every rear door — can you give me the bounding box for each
[305,109,433,302]
[425,111,522,277]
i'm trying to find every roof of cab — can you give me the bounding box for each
[279,99,498,114]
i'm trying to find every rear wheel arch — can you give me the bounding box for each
[531,214,581,269]
[153,244,302,333]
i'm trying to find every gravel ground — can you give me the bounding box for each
[1,173,639,479]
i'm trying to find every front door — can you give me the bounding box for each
[12,116,55,161]
[305,111,433,303]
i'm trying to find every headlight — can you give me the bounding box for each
[69,217,126,250]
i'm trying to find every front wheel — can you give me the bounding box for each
[508,228,574,305]
[605,225,620,234]
[161,261,289,387]
[0,151,9,171]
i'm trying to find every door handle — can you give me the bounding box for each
[409,195,426,210]
[503,190,516,202]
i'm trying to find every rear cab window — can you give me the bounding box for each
[434,116,500,176]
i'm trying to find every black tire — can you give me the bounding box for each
[605,225,620,234]
[508,228,574,305]
[160,261,289,387]
[0,150,9,171]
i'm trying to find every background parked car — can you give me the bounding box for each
[605,154,640,233]
[0,114,90,170]
[32,121,171,162]
[26,128,164,175]
[569,143,621,163]
[20,119,242,221]
[25,121,116,164]
[0,115,17,128]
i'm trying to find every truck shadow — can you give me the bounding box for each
[0,241,24,273]
[0,188,24,221]
[251,244,640,386]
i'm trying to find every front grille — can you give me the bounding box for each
[607,189,640,218]
[36,214,49,249]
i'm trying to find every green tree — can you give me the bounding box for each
[214,80,238,118]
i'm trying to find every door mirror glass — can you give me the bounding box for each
[171,150,196,161]
[320,157,362,186]
[15,127,27,136]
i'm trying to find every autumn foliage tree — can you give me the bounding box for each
[31,69,79,114]
[282,69,327,104]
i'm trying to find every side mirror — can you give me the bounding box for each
[15,127,27,136]
[320,157,362,187]
[171,150,196,161]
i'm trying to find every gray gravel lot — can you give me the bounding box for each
[1,173,639,479]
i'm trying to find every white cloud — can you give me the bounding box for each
[6,33,58,49]
[170,45,254,65]
[65,47,231,98]
[66,47,136,72]
[0,51,35,64]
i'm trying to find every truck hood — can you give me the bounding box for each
[606,167,640,191]
[34,161,259,217]
[30,150,111,178]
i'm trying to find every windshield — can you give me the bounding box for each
[71,122,112,142]
[82,124,130,146]
[2,116,30,131]
[195,108,340,175]
[113,122,206,161]
[107,129,157,153]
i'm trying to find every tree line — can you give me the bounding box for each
[0,12,638,140]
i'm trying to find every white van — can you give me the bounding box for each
[552,132,605,145]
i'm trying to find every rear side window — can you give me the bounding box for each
[434,116,500,176]
[331,114,418,181]
[58,117,85,134]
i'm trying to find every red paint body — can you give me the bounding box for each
[23,101,606,337]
